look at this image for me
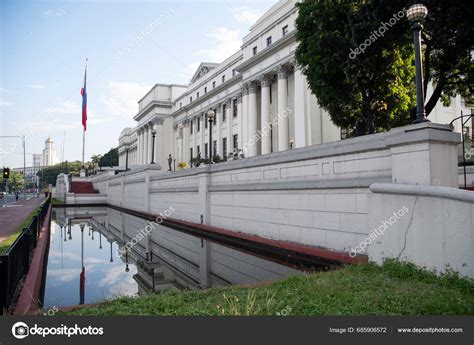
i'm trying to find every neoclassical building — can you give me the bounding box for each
[118,0,471,169]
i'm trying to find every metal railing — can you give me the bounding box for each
[0,195,51,314]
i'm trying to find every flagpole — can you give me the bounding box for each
[82,127,85,167]
[80,58,88,176]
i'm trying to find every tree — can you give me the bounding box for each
[37,161,82,187]
[0,171,25,191]
[295,0,473,136]
[419,0,473,113]
[99,148,118,167]
[91,154,102,165]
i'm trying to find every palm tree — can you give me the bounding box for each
[90,154,102,174]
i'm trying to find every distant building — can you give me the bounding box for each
[12,137,58,177]
[42,137,57,166]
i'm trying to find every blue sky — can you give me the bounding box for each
[0,0,276,168]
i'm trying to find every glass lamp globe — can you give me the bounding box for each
[407,4,428,23]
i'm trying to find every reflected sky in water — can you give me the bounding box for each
[44,220,138,308]
[44,207,303,308]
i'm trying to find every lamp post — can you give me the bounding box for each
[150,129,156,164]
[407,3,430,124]
[125,144,130,170]
[206,109,215,163]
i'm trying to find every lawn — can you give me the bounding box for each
[0,203,43,254]
[62,260,474,316]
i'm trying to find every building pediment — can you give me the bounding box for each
[190,62,219,84]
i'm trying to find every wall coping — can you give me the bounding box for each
[370,183,474,203]
[142,122,459,181]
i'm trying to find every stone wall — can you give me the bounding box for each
[89,123,473,277]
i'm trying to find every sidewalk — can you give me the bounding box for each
[0,196,45,242]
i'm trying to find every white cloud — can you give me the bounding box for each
[0,100,13,107]
[185,27,242,80]
[28,84,45,89]
[46,100,79,115]
[43,9,66,17]
[102,81,152,118]
[194,27,242,63]
[232,7,263,26]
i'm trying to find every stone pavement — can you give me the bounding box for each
[0,196,45,242]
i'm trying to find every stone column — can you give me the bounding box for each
[137,129,141,165]
[277,65,289,152]
[225,98,233,157]
[293,64,306,148]
[236,95,242,152]
[260,75,272,155]
[140,128,145,165]
[143,124,150,165]
[248,81,258,157]
[179,124,184,162]
[215,104,222,158]
[183,120,189,164]
[155,118,163,168]
[148,123,154,165]
[241,84,249,157]
[200,114,205,158]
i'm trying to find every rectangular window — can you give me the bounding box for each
[222,138,227,159]
[197,92,199,99]
[212,81,216,89]
[213,108,217,124]
[233,134,238,151]
[190,120,193,134]
[267,36,272,46]
[190,96,193,103]
[205,143,208,158]
[222,104,227,122]
[204,87,207,94]
[197,117,201,132]
[197,145,200,155]
[340,128,349,140]
[232,99,239,117]
[190,148,193,160]
[205,113,208,129]
[180,102,182,109]
[232,69,236,77]
[282,25,288,36]
[252,46,258,55]
[222,75,225,83]
[213,141,217,158]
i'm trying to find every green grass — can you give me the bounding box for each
[51,198,64,206]
[0,202,44,254]
[62,260,474,316]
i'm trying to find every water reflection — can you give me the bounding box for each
[44,207,301,308]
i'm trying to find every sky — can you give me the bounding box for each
[0,0,277,168]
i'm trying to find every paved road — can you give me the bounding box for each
[0,196,45,242]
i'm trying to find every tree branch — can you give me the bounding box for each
[425,78,445,116]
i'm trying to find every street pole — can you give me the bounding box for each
[407,4,429,124]
[22,136,26,200]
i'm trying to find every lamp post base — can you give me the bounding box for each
[412,116,431,124]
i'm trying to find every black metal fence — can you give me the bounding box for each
[0,196,51,314]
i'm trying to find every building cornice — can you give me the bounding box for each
[134,101,173,121]
[173,53,244,104]
[137,83,187,105]
[170,74,242,117]
[236,30,297,73]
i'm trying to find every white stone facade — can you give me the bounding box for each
[118,0,471,172]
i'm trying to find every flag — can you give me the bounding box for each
[80,60,88,131]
